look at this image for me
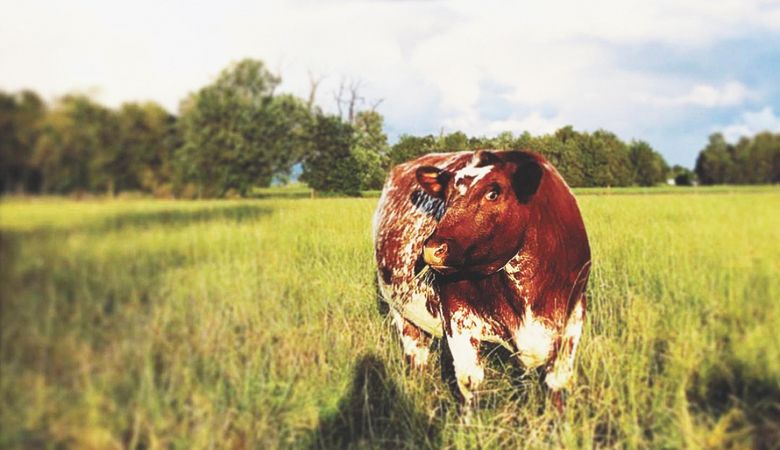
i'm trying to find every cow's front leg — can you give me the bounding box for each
[544,295,586,411]
[389,307,431,370]
[443,307,485,405]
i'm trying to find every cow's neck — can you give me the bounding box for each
[438,270,523,335]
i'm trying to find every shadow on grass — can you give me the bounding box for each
[79,204,274,235]
[687,359,780,450]
[311,354,440,449]
[252,191,313,200]
[3,203,274,240]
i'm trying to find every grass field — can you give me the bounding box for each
[1,188,779,449]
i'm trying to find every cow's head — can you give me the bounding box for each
[416,150,543,276]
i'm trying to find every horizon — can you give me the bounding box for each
[2,0,780,168]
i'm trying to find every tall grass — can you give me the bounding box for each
[1,189,778,449]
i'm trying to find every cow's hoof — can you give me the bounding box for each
[455,370,484,414]
[455,365,484,397]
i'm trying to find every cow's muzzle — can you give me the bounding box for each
[423,240,449,269]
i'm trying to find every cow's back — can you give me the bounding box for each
[373,152,471,335]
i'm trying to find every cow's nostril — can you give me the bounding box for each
[434,243,448,257]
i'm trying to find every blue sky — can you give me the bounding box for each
[2,0,779,168]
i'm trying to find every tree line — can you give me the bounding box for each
[2,58,777,197]
[1,59,394,197]
[694,132,780,185]
[386,127,672,188]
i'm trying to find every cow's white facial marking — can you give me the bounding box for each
[513,305,555,369]
[545,299,585,391]
[454,164,493,196]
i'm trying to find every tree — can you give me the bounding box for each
[177,59,311,197]
[588,130,633,187]
[670,165,695,186]
[695,133,735,185]
[0,90,45,192]
[734,132,780,183]
[387,134,437,167]
[32,94,118,194]
[299,114,359,195]
[536,127,586,187]
[492,131,515,150]
[629,140,668,186]
[352,110,389,190]
[437,131,469,152]
[115,102,179,194]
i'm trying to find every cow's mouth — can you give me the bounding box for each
[428,260,511,278]
[428,264,457,275]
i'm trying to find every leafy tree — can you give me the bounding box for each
[734,132,780,183]
[629,140,668,186]
[670,165,695,186]
[300,114,359,195]
[352,110,389,190]
[513,131,534,150]
[352,145,386,191]
[177,59,310,197]
[115,102,179,194]
[587,130,633,187]
[534,127,586,187]
[32,95,118,193]
[492,131,515,150]
[695,133,735,185]
[437,131,469,152]
[383,126,672,188]
[0,90,45,192]
[695,132,780,185]
[542,128,635,187]
[387,134,438,167]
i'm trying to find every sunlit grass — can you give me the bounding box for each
[1,188,778,449]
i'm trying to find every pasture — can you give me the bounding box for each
[1,188,778,449]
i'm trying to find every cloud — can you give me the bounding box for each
[634,82,755,107]
[719,106,780,141]
[487,112,565,136]
[2,0,779,167]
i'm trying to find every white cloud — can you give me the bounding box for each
[441,111,566,137]
[635,82,756,107]
[1,0,779,167]
[719,106,780,141]
[487,112,566,136]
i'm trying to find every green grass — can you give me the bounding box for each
[1,189,778,449]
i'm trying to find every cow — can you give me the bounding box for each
[372,149,591,409]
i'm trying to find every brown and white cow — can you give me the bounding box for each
[372,150,590,407]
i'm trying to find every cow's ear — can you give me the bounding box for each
[416,166,450,198]
[512,161,543,202]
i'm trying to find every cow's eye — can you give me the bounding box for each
[485,189,500,201]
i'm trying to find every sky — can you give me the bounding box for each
[2,0,780,167]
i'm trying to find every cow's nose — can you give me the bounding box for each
[423,241,448,267]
